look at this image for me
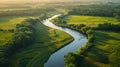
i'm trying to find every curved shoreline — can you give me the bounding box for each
[43,15,87,67]
[42,38,74,67]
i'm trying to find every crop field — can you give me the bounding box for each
[7,22,73,67]
[65,15,120,26]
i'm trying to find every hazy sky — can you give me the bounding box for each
[0,0,119,3]
[0,0,96,2]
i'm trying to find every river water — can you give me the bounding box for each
[43,15,87,67]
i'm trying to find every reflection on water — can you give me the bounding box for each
[43,15,87,67]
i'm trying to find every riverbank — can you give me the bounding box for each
[44,15,87,67]
[55,15,120,67]
[7,20,73,67]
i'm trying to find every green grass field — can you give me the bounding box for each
[80,31,120,67]
[0,32,13,46]
[0,17,27,46]
[62,15,120,67]
[8,22,73,67]
[0,17,27,30]
[65,15,120,26]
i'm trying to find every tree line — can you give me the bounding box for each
[52,13,120,67]
[0,7,56,17]
[68,5,120,21]
[0,18,39,66]
[52,15,95,67]
[94,23,120,32]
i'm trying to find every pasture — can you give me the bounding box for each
[65,15,120,26]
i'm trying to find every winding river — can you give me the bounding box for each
[43,15,87,67]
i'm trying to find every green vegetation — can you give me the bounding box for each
[0,17,27,46]
[80,31,120,67]
[0,1,120,67]
[0,32,13,46]
[65,15,120,26]
[0,17,27,30]
[68,4,120,17]
[52,13,120,67]
[0,2,73,66]
[64,22,120,67]
[0,18,39,66]
[7,22,73,67]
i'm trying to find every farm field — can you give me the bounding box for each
[7,22,73,67]
[64,15,120,26]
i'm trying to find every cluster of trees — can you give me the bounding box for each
[52,16,95,67]
[64,52,83,67]
[68,5,120,20]
[61,22,120,67]
[64,24,94,67]
[94,23,120,31]
[52,4,120,65]
[0,29,14,33]
[0,18,39,66]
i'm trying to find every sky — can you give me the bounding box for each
[0,0,119,3]
[0,0,95,2]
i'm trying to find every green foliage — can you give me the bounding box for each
[63,15,120,26]
[68,5,120,17]
[115,15,120,21]
[109,45,120,67]
[0,32,13,46]
[52,15,96,67]
[0,18,38,66]
[54,14,120,67]
[94,23,120,31]
[0,17,27,30]
[65,52,83,67]
[66,63,76,67]
[7,22,73,67]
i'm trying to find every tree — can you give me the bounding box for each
[115,15,120,21]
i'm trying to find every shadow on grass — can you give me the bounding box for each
[84,31,120,65]
[93,31,120,46]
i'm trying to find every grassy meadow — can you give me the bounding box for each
[7,22,73,67]
[0,32,13,46]
[0,17,27,46]
[64,15,120,26]
[0,17,28,30]
[61,15,120,67]
[80,31,120,67]
[0,1,120,67]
